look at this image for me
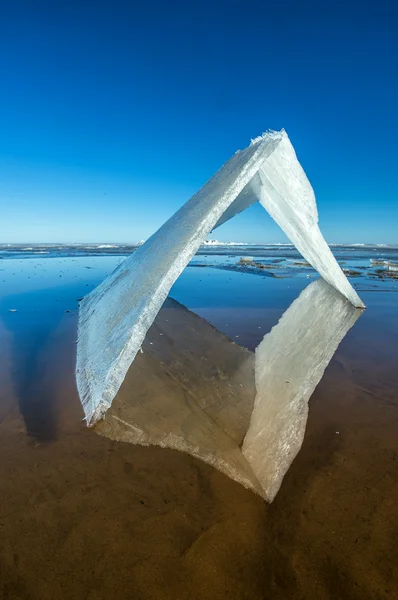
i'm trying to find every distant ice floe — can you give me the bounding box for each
[202,239,250,246]
[77,130,365,499]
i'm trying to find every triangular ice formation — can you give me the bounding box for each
[77,130,364,429]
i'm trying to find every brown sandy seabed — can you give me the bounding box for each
[0,301,397,600]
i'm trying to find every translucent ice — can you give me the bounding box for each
[77,130,364,426]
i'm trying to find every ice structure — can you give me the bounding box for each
[77,130,364,427]
[92,279,362,501]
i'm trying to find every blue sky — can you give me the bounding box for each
[1,0,397,244]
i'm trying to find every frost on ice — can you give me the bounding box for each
[76,129,364,432]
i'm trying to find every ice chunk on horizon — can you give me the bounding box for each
[77,130,364,427]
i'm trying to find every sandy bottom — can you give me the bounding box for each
[0,300,397,600]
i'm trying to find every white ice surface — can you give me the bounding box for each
[77,130,363,426]
[254,135,364,308]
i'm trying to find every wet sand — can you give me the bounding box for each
[0,291,398,599]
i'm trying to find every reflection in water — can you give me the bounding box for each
[95,278,362,501]
[0,291,65,442]
[243,278,362,501]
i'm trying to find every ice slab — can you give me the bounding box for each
[253,136,364,309]
[77,130,364,426]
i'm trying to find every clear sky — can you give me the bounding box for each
[1,0,397,244]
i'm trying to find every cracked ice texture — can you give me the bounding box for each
[77,130,364,426]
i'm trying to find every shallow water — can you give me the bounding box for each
[0,253,397,599]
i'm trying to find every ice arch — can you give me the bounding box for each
[77,130,364,426]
